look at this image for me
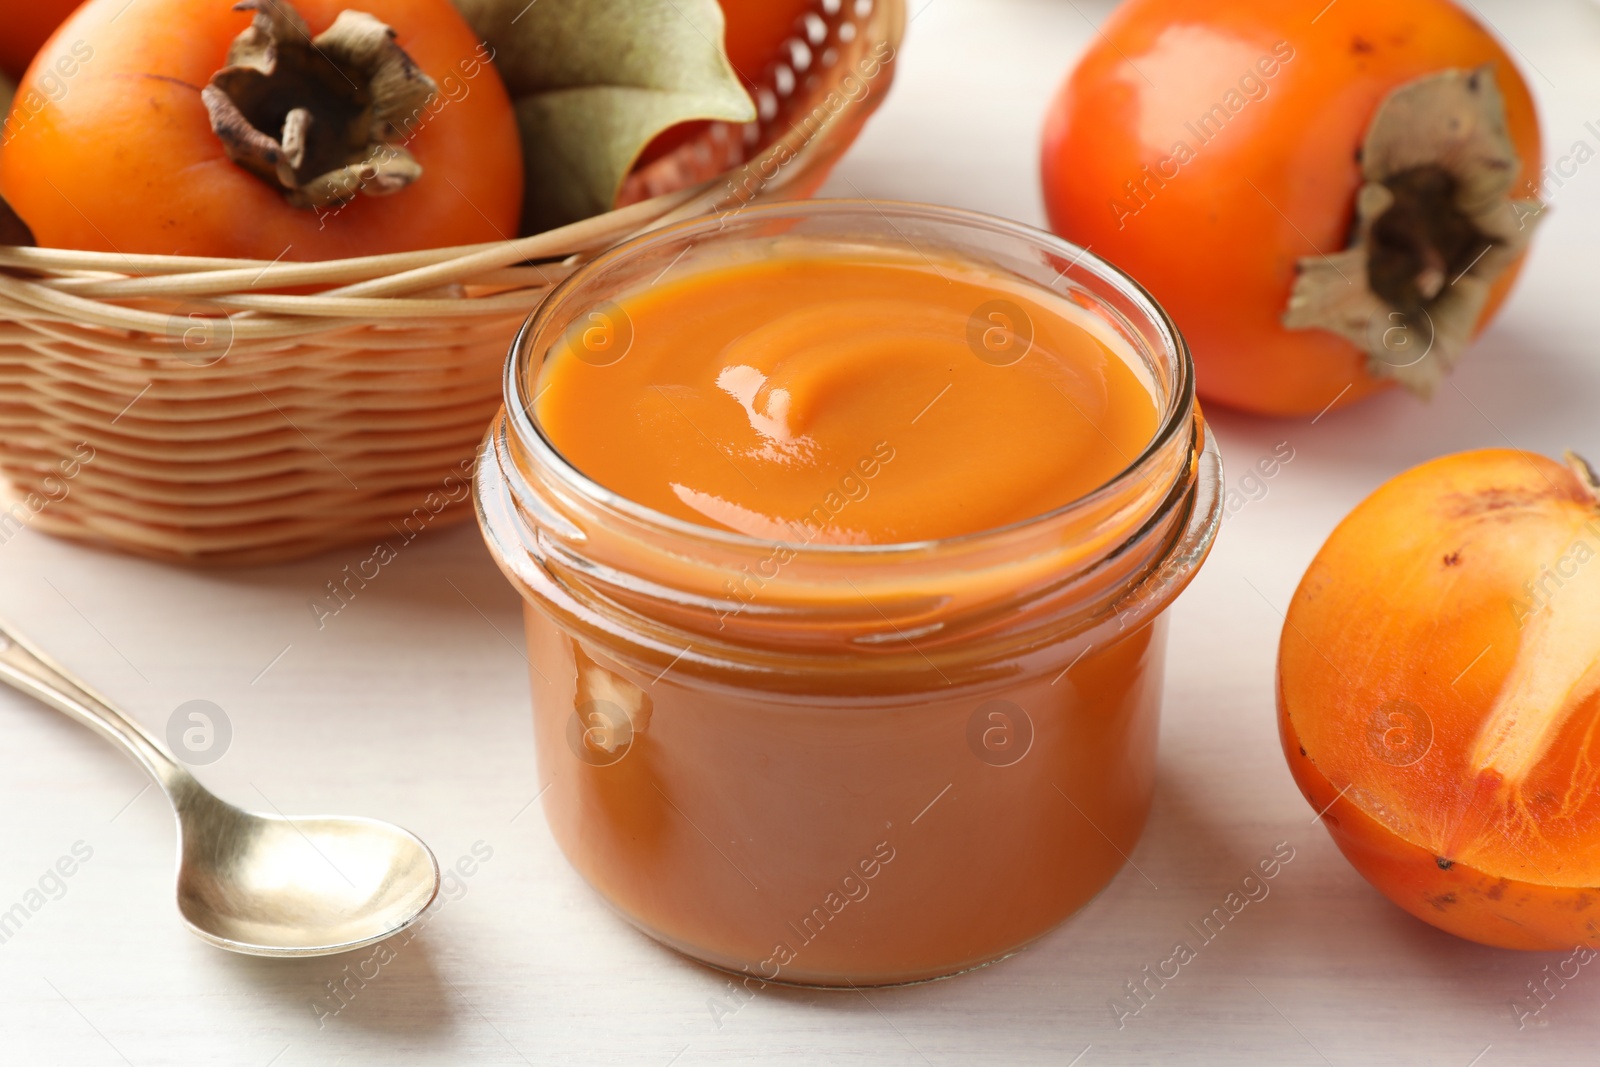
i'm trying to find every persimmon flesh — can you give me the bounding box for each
[1280,450,1600,949]
[0,0,522,259]
[1041,0,1543,417]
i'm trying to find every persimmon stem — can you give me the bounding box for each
[202,0,437,210]
[1366,165,1497,317]
[1283,67,1544,397]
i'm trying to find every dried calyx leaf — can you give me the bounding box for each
[1283,67,1544,397]
[1567,450,1600,506]
[202,0,437,210]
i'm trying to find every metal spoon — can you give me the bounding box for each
[0,621,440,957]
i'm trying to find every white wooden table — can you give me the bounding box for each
[3,1,1598,1062]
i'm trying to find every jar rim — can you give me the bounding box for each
[502,198,1197,557]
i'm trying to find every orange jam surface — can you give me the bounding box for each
[535,252,1159,543]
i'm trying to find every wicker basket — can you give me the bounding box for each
[0,0,905,565]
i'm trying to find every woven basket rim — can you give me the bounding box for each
[0,181,710,297]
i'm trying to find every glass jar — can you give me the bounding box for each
[474,201,1222,987]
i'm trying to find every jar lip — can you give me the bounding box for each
[502,198,1196,557]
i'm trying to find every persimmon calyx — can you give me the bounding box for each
[202,0,437,210]
[1469,453,1600,801]
[1283,67,1544,397]
[1567,450,1600,504]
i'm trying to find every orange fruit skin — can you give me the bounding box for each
[1279,450,1600,950]
[1285,744,1600,950]
[1040,0,1543,417]
[720,0,814,85]
[0,0,523,259]
[0,0,85,81]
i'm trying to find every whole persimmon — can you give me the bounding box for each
[0,0,522,259]
[0,0,84,82]
[1280,449,1600,949]
[1041,0,1544,417]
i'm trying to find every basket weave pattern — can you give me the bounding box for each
[0,0,904,564]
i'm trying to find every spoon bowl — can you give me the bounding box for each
[175,788,440,956]
[0,622,441,957]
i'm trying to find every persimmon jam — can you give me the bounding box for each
[475,202,1222,986]
[534,254,1159,543]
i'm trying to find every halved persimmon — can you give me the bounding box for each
[1041,0,1544,417]
[1280,449,1600,949]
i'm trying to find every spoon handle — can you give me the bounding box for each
[0,620,191,796]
